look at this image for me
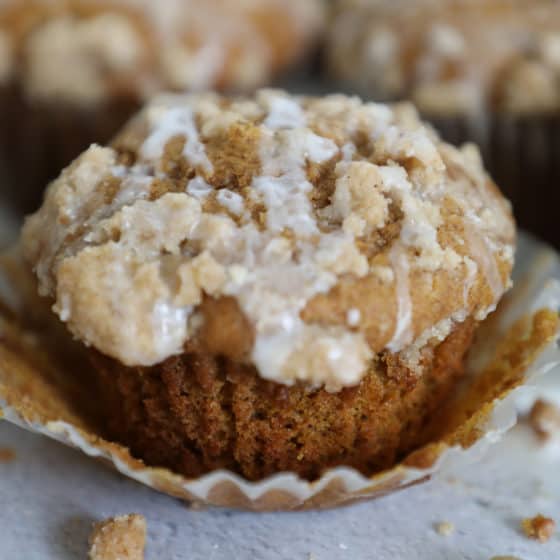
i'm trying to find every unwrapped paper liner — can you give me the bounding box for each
[0,232,559,511]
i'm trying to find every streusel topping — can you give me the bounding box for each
[328,0,560,114]
[0,0,324,103]
[23,90,515,391]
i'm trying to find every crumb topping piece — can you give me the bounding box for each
[528,399,560,441]
[88,514,146,560]
[0,447,15,462]
[23,90,515,391]
[521,514,556,543]
[434,521,455,536]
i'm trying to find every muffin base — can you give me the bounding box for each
[0,85,139,215]
[90,320,476,481]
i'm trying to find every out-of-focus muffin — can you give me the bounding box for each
[327,0,560,246]
[0,0,325,213]
[22,89,515,481]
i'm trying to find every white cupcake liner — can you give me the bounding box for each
[0,232,559,511]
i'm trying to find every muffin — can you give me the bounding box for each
[0,0,325,214]
[21,89,516,481]
[326,0,560,246]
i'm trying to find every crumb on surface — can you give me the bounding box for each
[0,447,15,462]
[521,514,555,543]
[528,399,560,441]
[490,556,524,560]
[187,501,207,511]
[434,521,455,536]
[88,514,146,560]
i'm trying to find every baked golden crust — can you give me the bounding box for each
[91,320,475,481]
[22,90,515,391]
[327,0,560,114]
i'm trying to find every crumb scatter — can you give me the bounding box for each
[88,514,146,560]
[0,447,15,462]
[528,399,560,441]
[434,521,455,536]
[521,514,555,543]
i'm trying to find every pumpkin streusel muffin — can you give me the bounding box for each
[326,0,560,246]
[0,0,325,214]
[22,90,516,481]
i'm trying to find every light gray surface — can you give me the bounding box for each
[1,392,560,560]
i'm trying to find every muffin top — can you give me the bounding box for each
[22,90,515,391]
[0,0,324,104]
[328,0,560,115]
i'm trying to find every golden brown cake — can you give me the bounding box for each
[0,0,325,213]
[22,90,516,481]
[326,0,560,247]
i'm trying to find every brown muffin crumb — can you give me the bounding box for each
[88,514,146,560]
[528,399,560,441]
[520,514,555,543]
[0,447,15,462]
[434,521,455,536]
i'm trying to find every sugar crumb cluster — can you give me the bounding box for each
[88,514,146,560]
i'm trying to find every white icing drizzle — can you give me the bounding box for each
[341,142,356,161]
[216,189,245,216]
[141,106,213,173]
[347,308,361,326]
[232,93,370,389]
[252,324,372,392]
[252,95,338,236]
[149,302,192,359]
[186,176,213,199]
[463,224,504,302]
[262,93,307,130]
[387,245,413,352]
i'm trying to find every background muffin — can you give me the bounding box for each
[22,90,515,481]
[0,0,325,214]
[326,0,560,247]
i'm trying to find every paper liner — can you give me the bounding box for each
[429,114,560,248]
[0,85,139,214]
[0,233,559,511]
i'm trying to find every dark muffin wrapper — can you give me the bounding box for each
[0,85,139,215]
[429,113,560,248]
